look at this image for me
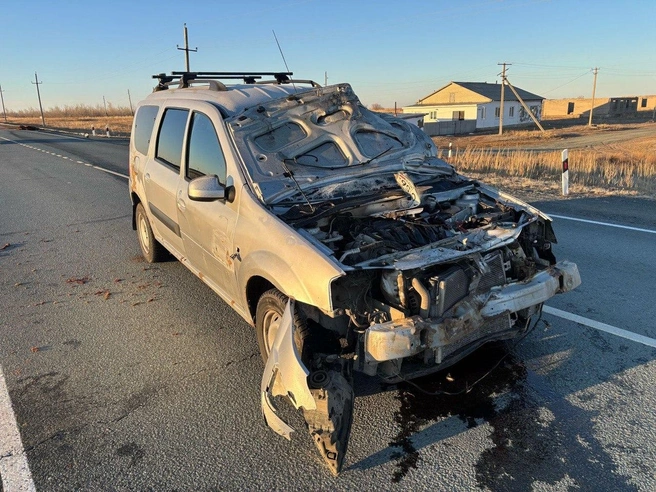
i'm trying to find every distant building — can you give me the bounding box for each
[403,81,544,135]
[543,95,656,119]
[394,112,426,128]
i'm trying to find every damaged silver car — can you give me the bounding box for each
[129,71,581,475]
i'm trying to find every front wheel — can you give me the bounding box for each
[135,203,167,263]
[255,288,309,363]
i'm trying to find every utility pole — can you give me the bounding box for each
[31,72,46,127]
[498,62,510,135]
[505,77,544,132]
[588,67,598,127]
[127,89,134,116]
[177,23,197,72]
[324,71,328,87]
[0,84,7,122]
[103,96,108,117]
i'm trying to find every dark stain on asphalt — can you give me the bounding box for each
[114,384,163,422]
[116,442,145,467]
[13,371,82,453]
[63,339,82,349]
[389,344,517,483]
[17,371,69,399]
[389,344,637,490]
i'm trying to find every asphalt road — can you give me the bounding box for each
[1,129,655,491]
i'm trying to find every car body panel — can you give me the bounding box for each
[130,73,581,475]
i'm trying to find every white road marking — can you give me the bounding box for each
[92,165,129,179]
[0,366,36,492]
[548,214,656,235]
[544,306,656,349]
[0,135,128,180]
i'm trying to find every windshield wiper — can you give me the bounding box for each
[352,145,395,167]
[282,145,395,171]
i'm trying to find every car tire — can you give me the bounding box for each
[135,203,167,263]
[256,288,310,364]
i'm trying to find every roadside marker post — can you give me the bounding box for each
[448,142,453,159]
[562,149,569,196]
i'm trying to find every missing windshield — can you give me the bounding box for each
[254,122,307,151]
[293,141,348,168]
[355,130,403,157]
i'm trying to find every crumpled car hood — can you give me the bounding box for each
[227,83,451,204]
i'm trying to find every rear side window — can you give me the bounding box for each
[133,105,159,155]
[156,108,189,170]
[186,112,227,183]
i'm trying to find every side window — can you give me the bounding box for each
[156,108,189,170]
[186,112,227,183]
[133,105,159,155]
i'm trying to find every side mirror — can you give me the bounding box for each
[188,175,225,201]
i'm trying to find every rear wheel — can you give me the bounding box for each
[135,203,167,263]
[255,288,310,363]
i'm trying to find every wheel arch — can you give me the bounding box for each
[246,276,276,323]
[130,192,141,230]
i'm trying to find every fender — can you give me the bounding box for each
[237,248,344,314]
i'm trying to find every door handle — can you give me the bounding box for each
[144,172,151,182]
[177,198,186,211]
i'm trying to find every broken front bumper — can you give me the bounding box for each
[260,300,316,439]
[260,300,355,475]
[363,260,581,368]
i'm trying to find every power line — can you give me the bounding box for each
[540,70,592,94]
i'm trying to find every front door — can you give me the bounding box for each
[176,109,240,304]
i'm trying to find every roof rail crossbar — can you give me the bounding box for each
[171,71,293,86]
[257,78,321,88]
[151,71,321,91]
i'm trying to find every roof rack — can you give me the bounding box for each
[152,71,321,91]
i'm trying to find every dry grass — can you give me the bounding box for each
[5,115,134,135]
[8,103,132,118]
[448,145,656,195]
[5,104,134,134]
[434,122,656,196]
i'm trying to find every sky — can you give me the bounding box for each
[1,0,655,112]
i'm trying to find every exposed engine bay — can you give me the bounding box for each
[281,174,572,382]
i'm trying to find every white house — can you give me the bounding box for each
[403,81,544,131]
